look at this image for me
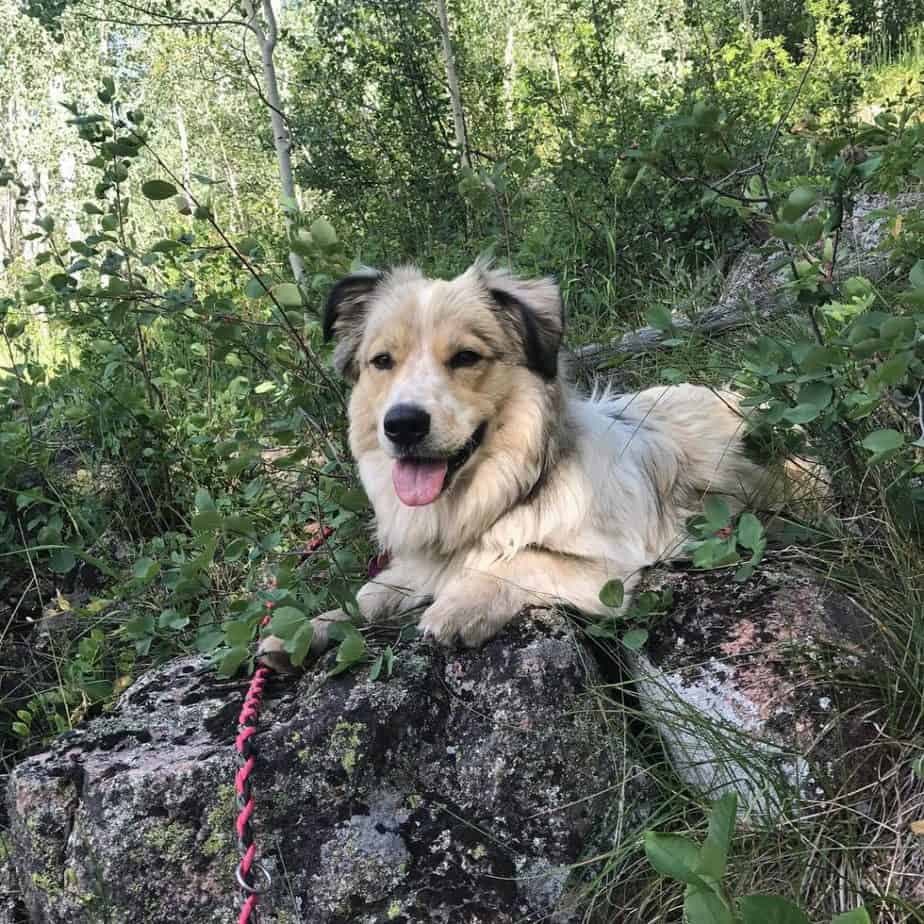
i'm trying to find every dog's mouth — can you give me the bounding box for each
[392,422,487,507]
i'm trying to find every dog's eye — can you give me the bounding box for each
[370,353,394,371]
[449,350,482,369]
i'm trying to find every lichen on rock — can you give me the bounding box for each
[5,612,632,923]
[631,558,878,820]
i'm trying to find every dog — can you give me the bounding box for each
[259,260,804,667]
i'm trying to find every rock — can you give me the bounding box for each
[6,612,639,923]
[631,559,878,820]
[0,845,24,924]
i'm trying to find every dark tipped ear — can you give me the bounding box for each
[323,269,385,379]
[481,268,564,380]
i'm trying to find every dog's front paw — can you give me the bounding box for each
[418,598,508,648]
[256,633,297,673]
[257,608,351,671]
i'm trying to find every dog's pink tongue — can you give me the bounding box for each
[393,459,448,506]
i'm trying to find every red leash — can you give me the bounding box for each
[234,665,272,921]
[234,615,274,922]
[231,528,384,922]
[232,526,336,921]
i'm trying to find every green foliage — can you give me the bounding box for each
[1,2,923,915]
[588,579,674,651]
[686,503,768,583]
[644,794,871,923]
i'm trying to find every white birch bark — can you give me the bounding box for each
[175,104,194,212]
[503,22,516,131]
[242,0,306,288]
[435,0,471,169]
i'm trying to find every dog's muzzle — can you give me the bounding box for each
[391,421,487,507]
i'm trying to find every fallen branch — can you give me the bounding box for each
[575,193,923,368]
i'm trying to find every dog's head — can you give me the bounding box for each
[324,261,564,508]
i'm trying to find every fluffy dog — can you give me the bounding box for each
[261,260,800,664]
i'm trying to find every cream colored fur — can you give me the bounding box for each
[261,262,802,664]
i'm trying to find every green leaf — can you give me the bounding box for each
[329,626,366,676]
[369,651,385,681]
[832,909,871,924]
[149,239,181,254]
[382,646,396,677]
[195,486,216,511]
[224,620,253,646]
[337,627,366,663]
[49,547,77,573]
[599,579,625,609]
[132,556,160,581]
[685,888,734,924]
[288,622,315,666]
[310,218,337,247]
[369,646,397,680]
[621,628,648,651]
[782,403,821,424]
[861,429,905,460]
[697,792,737,880]
[797,382,833,409]
[910,260,924,290]
[224,515,255,538]
[330,486,369,513]
[196,628,224,653]
[855,155,882,179]
[224,537,249,562]
[781,186,817,222]
[158,608,189,630]
[191,510,223,532]
[238,236,261,256]
[739,895,811,924]
[912,752,924,780]
[873,353,911,387]
[217,645,249,677]
[124,614,154,639]
[692,536,739,569]
[643,832,706,886]
[254,381,276,395]
[141,180,178,200]
[736,513,764,552]
[272,283,302,306]
[244,276,270,299]
[703,495,731,529]
[646,304,674,332]
[268,606,306,639]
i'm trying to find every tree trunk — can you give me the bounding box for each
[435,0,471,169]
[175,104,194,212]
[243,0,306,288]
[503,22,516,131]
[207,106,246,233]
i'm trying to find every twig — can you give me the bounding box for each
[764,44,819,168]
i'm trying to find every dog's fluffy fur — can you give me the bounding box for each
[263,261,805,661]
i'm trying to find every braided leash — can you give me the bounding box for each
[234,626,273,922]
[232,526,336,922]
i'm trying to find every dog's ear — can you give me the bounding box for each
[481,268,564,380]
[323,269,385,379]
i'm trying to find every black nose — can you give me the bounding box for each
[384,403,430,446]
